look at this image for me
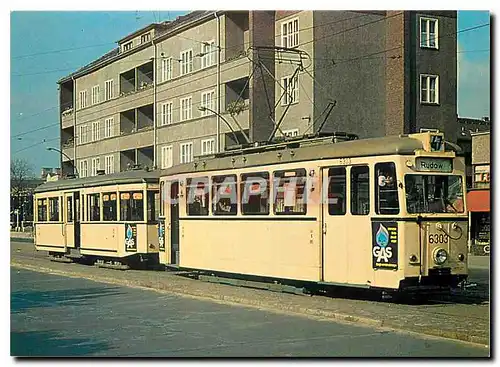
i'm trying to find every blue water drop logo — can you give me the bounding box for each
[126,225,133,239]
[376,224,389,248]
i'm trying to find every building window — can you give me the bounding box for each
[91,157,101,176]
[78,124,88,145]
[420,74,439,104]
[180,49,193,76]
[79,160,88,178]
[420,17,438,49]
[201,40,216,69]
[104,117,114,138]
[161,145,173,169]
[79,90,87,109]
[180,96,192,121]
[160,102,173,126]
[282,18,299,48]
[201,138,215,155]
[91,85,100,105]
[92,121,100,142]
[140,33,151,44]
[283,129,299,138]
[201,90,215,116]
[161,57,173,82]
[282,75,299,105]
[105,80,114,101]
[180,142,193,164]
[123,41,132,52]
[105,155,115,174]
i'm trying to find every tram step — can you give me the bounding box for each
[67,248,82,258]
[198,275,309,296]
[48,255,73,263]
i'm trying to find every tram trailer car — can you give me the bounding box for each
[34,170,161,268]
[157,132,468,293]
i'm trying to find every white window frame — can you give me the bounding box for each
[200,90,215,116]
[180,49,193,76]
[104,79,114,101]
[282,74,299,105]
[281,18,299,48]
[201,138,215,155]
[91,121,100,142]
[420,17,439,49]
[161,57,173,82]
[79,160,88,178]
[201,40,216,69]
[91,157,101,177]
[91,85,100,105]
[420,74,439,104]
[283,129,299,138]
[141,33,151,44]
[160,102,173,126]
[161,145,173,169]
[79,90,87,109]
[78,124,88,145]
[180,96,192,122]
[104,117,114,138]
[105,155,115,174]
[123,41,132,52]
[180,142,193,164]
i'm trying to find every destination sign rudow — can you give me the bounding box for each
[415,158,452,173]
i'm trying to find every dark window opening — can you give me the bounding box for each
[212,175,237,215]
[375,162,400,215]
[241,172,269,215]
[328,167,346,215]
[351,166,370,215]
[120,191,144,221]
[103,192,117,221]
[273,169,307,215]
[186,177,209,216]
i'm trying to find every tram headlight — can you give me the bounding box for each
[433,249,448,265]
[458,253,465,262]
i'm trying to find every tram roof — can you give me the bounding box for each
[159,133,461,176]
[34,169,160,193]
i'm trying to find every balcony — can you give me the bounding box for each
[61,107,74,128]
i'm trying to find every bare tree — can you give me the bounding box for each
[11,158,34,197]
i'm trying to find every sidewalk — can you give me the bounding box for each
[10,241,489,347]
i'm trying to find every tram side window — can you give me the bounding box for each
[103,192,117,221]
[375,162,399,214]
[147,190,160,222]
[66,196,73,222]
[241,172,270,215]
[87,194,100,221]
[186,177,210,216]
[212,175,238,215]
[274,169,307,215]
[37,199,47,222]
[48,197,60,221]
[120,192,144,221]
[328,167,346,215]
[351,166,370,215]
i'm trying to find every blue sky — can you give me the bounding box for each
[10,11,490,173]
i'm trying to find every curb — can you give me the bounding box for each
[10,237,34,243]
[10,262,489,348]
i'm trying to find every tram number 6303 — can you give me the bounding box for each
[428,233,449,244]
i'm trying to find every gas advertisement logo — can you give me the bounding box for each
[158,222,165,252]
[125,224,137,252]
[372,222,398,269]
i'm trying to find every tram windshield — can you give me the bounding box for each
[405,175,464,214]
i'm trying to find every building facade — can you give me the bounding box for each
[58,10,458,177]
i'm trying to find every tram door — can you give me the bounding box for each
[321,167,349,283]
[63,193,75,249]
[73,191,81,249]
[169,181,180,265]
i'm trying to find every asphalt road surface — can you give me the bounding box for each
[11,268,488,357]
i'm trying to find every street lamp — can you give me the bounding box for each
[198,106,251,146]
[47,147,79,177]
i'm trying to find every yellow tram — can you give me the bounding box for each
[33,170,160,269]
[157,132,468,292]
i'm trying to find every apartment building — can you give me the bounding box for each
[58,10,457,177]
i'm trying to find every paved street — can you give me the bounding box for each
[11,268,488,357]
